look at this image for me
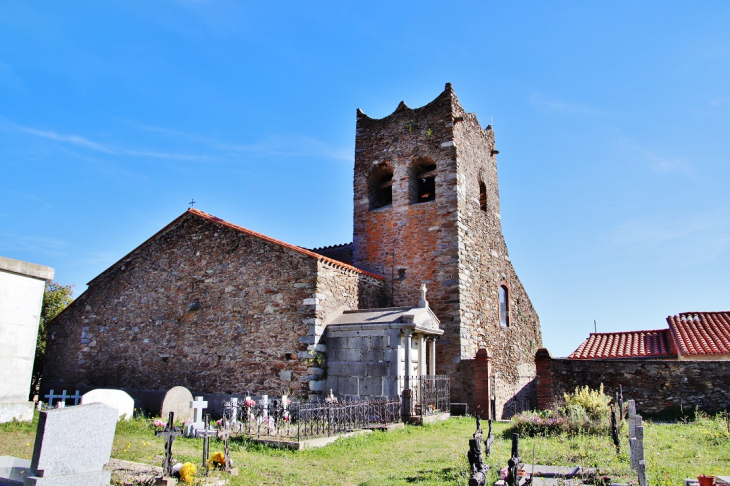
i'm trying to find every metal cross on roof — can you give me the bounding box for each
[189,199,196,208]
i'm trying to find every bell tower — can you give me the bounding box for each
[352,84,542,415]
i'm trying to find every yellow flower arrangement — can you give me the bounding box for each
[208,451,226,468]
[179,462,196,484]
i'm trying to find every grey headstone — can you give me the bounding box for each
[160,386,194,423]
[81,389,134,420]
[25,402,117,485]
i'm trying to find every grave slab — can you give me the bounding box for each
[160,386,194,423]
[0,456,31,486]
[81,389,134,420]
[25,402,118,485]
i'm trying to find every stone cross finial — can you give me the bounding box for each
[418,283,428,308]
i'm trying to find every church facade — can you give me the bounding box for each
[42,84,542,418]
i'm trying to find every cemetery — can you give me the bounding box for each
[0,383,728,485]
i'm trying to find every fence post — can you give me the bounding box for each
[636,424,646,486]
[475,348,492,419]
[402,389,412,422]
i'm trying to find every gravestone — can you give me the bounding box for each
[160,386,194,424]
[155,412,182,478]
[0,402,117,486]
[186,396,215,437]
[81,389,134,420]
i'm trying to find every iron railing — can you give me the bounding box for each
[399,375,450,416]
[223,396,401,442]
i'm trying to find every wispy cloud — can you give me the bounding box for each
[614,134,694,176]
[0,231,69,257]
[17,126,115,153]
[1,118,351,165]
[530,92,603,115]
[710,97,730,107]
[139,124,352,161]
[1,120,212,161]
[607,208,730,266]
[0,61,22,89]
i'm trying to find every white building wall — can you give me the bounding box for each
[0,256,53,422]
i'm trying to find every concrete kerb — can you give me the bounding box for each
[250,429,372,450]
[405,412,451,425]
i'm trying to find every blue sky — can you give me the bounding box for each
[2,2,729,357]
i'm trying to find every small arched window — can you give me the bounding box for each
[479,181,487,213]
[368,165,394,210]
[499,285,509,327]
[410,158,437,204]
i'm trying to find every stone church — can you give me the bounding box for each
[42,84,542,418]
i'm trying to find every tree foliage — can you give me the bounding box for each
[30,281,74,399]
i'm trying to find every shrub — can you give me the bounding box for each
[564,384,611,420]
[507,384,613,437]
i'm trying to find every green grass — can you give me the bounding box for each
[2,413,729,485]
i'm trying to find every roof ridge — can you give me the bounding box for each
[310,242,353,250]
[588,329,669,336]
[187,209,384,281]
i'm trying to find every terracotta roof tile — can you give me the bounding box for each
[187,208,385,281]
[667,311,730,356]
[568,329,676,359]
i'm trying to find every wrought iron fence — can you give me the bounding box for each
[224,396,402,442]
[399,375,450,416]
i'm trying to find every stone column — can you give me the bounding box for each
[428,338,437,376]
[418,334,426,376]
[535,348,553,411]
[474,348,492,419]
[403,330,413,389]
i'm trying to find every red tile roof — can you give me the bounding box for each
[667,312,730,356]
[568,329,676,359]
[188,209,385,281]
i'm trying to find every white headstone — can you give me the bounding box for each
[186,396,214,437]
[160,386,194,423]
[81,389,134,420]
[191,397,207,423]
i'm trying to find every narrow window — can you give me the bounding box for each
[410,158,437,204]
[499,285,509,327]
[368,165,393,210]
[479,181,487,213]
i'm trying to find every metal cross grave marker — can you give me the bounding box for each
[155,412,182,477]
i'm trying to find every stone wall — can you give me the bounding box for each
[535,349,730,415]
[326,328,398,398]
[451,94,542,416]
[294,259,385,395]
[42,211,327,400]
[352,84,541,413]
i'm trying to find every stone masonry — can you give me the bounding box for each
[42,210,384,403]
[535,348,730,416]
[353,84,542,416]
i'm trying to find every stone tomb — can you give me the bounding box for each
[81,389,134,420]
[160,386,194,423]
[326,287,442,399]
[0,402,117,486]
